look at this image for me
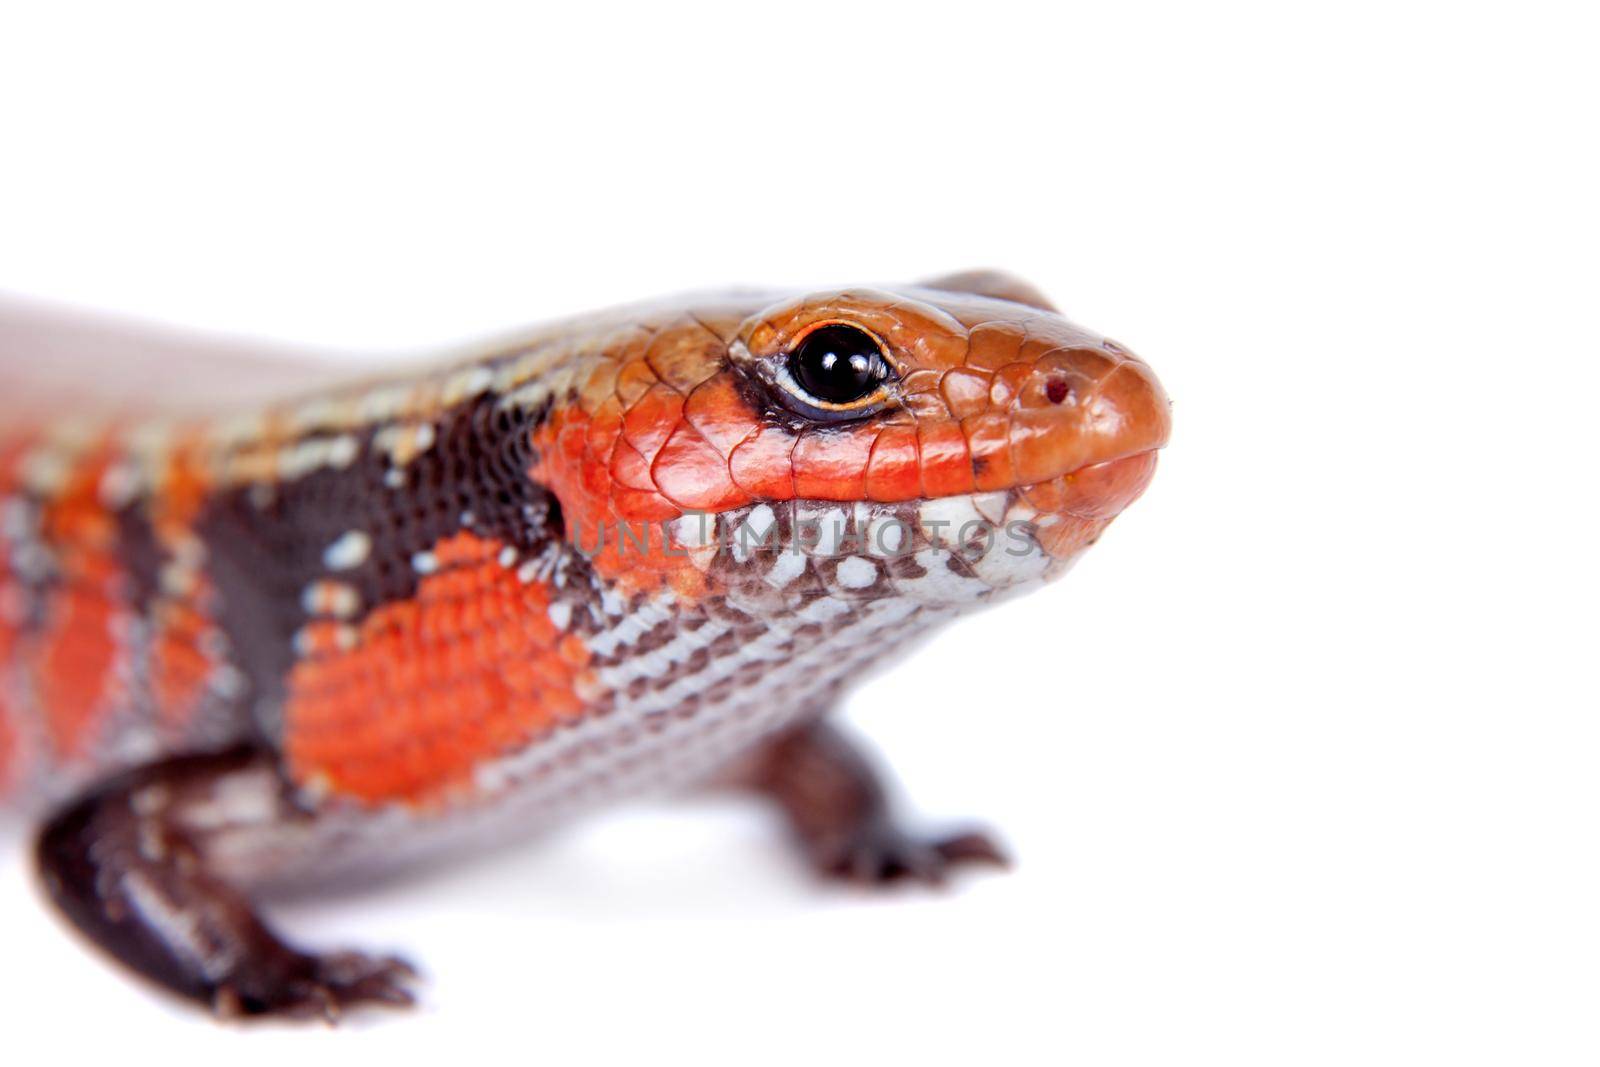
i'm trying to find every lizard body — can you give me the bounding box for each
[0,274,1170,1018]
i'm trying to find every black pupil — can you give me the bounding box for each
[791,325,885,405]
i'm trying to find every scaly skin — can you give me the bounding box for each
[0,273,1170,1020]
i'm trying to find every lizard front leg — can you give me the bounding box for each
[34,747,416,1020]
[743,718,1009,885]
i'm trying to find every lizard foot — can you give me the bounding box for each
[211,950,419,1022]
[36,749,420,1023]
[746,720,1012,889]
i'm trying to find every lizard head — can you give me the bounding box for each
[534,272,1170,611]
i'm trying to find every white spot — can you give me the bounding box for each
[802,506,850,556]
[323,530,372,571]
[444,366,495,404]
[867,515,908,557]
[412,551,439,575]
[98,463,142,509]
[671,511,714,549]
[327,434,360,468]
[918,496,984,548]
[548,601,573,631]
[212,665,246,700]
[159,561,197,597]
[374,422,437,467]
[498,546,519,568]
[19,448,73,494]
[517,560,542,584]
[301,580,361,618]
[763,548,807,589]
[835,556,878,589]
[181,771,286,830]
[277,435,360,480]
[730,504,776,563]
[357,385,413,424]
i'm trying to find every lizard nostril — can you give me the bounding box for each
[1045,377,1070,405]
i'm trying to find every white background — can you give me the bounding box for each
[1,2,1595,1063]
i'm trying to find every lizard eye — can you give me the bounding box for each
[783,324,892,411]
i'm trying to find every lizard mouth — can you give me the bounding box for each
[915,448,1160,561]
[1011,448,1161,559]
[878,448,1162,602]
[674,450,1163,607]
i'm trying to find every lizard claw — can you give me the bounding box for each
[211,950,419,1021]
[821,824,1010,887]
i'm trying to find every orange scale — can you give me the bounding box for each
[559,634,589,667]
[578,452,614,502]
[917,421,978,498]
[433,533,487,566]
[652,424,751,511]
[682,373,763,456]
[989,362,1034,408]
[728,425,798,499]
[940,368,993,420]
[556,423,589,467]
[899,368,944,398]
[620,386,685,463]
[865,424,922,502]
[542,687,583,720]
[610,487,678,522]
[585,397,624,456]
[0,701,16,796]
[1009,406,1092,485]
[487,622,524,662]
[427,601,466,640]
[964,322,1028,371]
[610,439,658,492]
[668,566,709,600]
[1018,475,1072,515]
[1035,515,1109,560]
[454,597,487,639]
[520,614,559,649]
[1037,346,1117,382]
[542,650,578,684]
[37,587,121,759]
[501,657,546,696]
[793,427,873,500]
[489,713,533,750]
[476,631,510,671]
[962,412,1018,492]
[152,637,211,729]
